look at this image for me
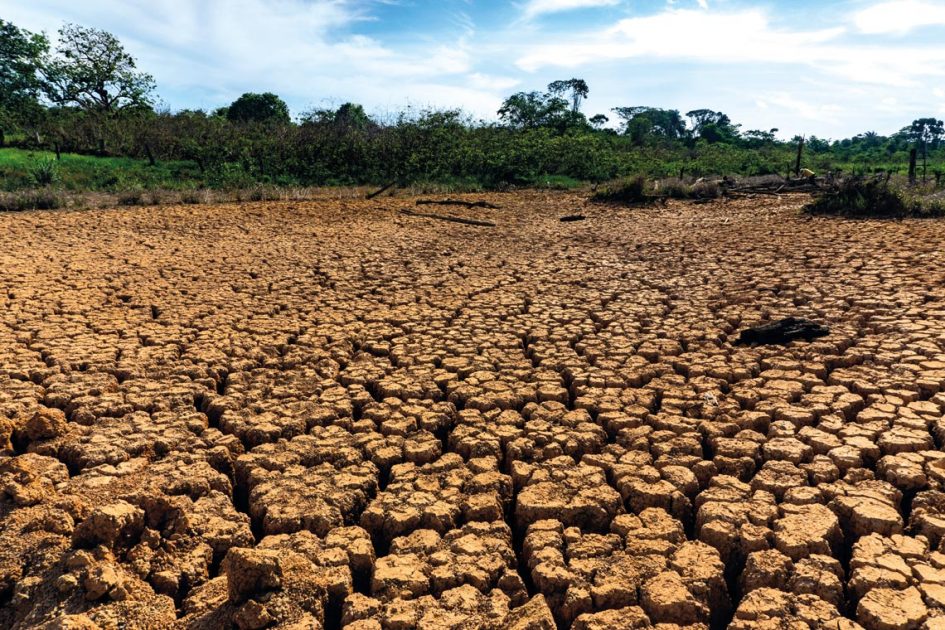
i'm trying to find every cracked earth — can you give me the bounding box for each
[2,191,945,629]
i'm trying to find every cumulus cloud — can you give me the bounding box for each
[515,7,945,88]
[3,0,482,116]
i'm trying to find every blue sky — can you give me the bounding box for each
[4,0,945,138]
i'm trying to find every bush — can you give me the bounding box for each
[805,177,910,217]
[181,189,204,204]
[591,176,648,204]
[118,188,144,206]
[0,189,64,211]
[30,158,59,186]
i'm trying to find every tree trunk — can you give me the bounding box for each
[54,142,62,161]
[0,128,5,148]
[144,143,155,167]
[794,137,804,176]
[923,142,928,183]
[909,148,917,185]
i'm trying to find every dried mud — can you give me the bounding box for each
[2,191,945,629]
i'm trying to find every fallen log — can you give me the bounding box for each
[735,317,829,345]
[367,182,397,200]
[399,209,496,227]
[416,199,501,209]
[559,214,586,222]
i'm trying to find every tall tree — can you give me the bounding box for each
[547,78,589,113]
[226,92,291,124]
[497,90,584,132]
[42,23,155,113]
[612,106,686,145]
[907,118,945,181]
[686,109,738,143]
[0,19,49,146]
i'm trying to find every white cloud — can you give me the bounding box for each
[854,1,945,35]
[521,0,620,20]
[3,0,487,117]
[515,7,945,88]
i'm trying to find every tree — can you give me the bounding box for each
[42,23,155,113]
[907,118,945,181]
[547,78,589,113]
[226,92,290,124]
[612,106,686,145]
[686,109,739,143]
[0,19,49,145]
[497,90,584,133]
[301,102,372,130]
[589,114,609,130]
[742,129,778,147]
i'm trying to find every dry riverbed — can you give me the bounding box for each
[2,191,945,629]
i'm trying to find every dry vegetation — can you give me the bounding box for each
[2,191,945,629]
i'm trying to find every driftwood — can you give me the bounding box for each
[366,182,396,200]
[399,209,496,227]
[416,199,501,209]
[727,180,822,196]
[560,214,586,222]
[735,317,829,346]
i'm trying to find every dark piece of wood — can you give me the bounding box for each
[909,148,917,185]
[367,182,396,200]
[560,214,586,222]
[416,199,501,209]
[399,209,496,227]
[795,137,805,176]
[735,317,829,346]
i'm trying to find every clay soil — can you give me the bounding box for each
[2,191,945,630]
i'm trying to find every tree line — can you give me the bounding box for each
[1,18,943,190]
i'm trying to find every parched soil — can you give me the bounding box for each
[2,191,945,629]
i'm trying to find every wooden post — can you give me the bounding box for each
[794,137,804,177]
[923,142,928,183]
[909,148,917,185]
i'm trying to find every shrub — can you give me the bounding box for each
[805,177,909,217]
[591,176,648,204]
[181,189,204,204]
[30,158,59,186]
[0,189,64,211]
[118,188,144,206]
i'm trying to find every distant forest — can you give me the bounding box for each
[2,18,944,192]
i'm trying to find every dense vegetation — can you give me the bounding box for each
[2,18,945,200]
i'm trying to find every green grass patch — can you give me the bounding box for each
[0,148,203,192]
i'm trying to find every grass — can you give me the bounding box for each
[0,148,204,193]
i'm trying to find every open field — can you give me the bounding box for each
[2,192,945,629]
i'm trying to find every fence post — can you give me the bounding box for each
[794,137,804,176]
[909,148,917,185]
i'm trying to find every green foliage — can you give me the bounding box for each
[497,79,589,133]
[42,24,156,113]
[226,92,290,124]
[29,157,58,186]
[612,107,687,145]
[802,177,941,218]
[0,19,48,143]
